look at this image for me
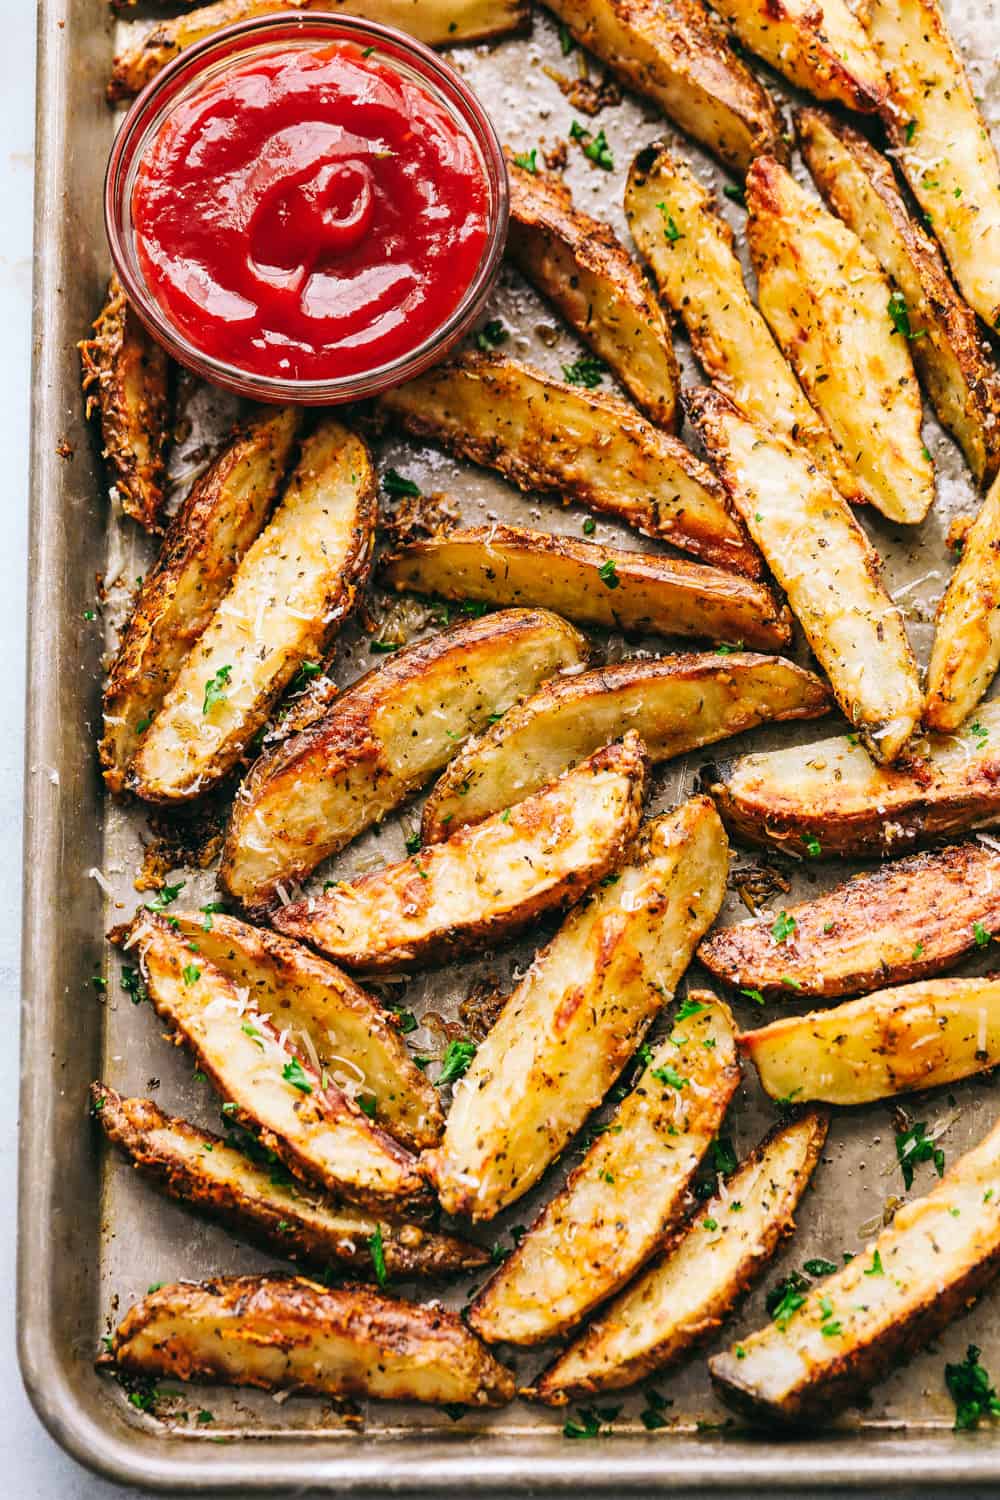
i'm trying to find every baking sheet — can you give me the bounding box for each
[19,0,1000,1488]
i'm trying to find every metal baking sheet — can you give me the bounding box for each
[19,0,1000,1489]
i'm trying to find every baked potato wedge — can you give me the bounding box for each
[100,407,301,793]
[798,107,1000,487]
[102,1275,515,1406]
[926,473,1000,732]
[122,912,431,1217]
[700,841,1000,1002]
[421,652,830,843]
[686,388,922,764]
[746,156,934,526]
[274,735,647,973]
[469,994,740,1346]
[741,975,1000,1105]
[710,1114,1000,1424]
[109,0,530,99]
[378,354,762,577]
[220,608,587,913]
[129,418,375,804]
[706,702,1000,857]
[535,1109,828,1401]
[79,273,171,532]
[540,0,785,172]
[624,145,865,507]
[506,158,679,430]
[92,1085,486,1277]
[868,0,1000,329]
[167,912,442,1151]
[382,527,792,651]
[707,0,885,112]
[421,796,729,1221]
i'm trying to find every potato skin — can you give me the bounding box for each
[91,1085,485,1277]
[926,471,1000,732]
[273,735,648,973]
[708,0,886,112]
[700,842,1000,1001]
[79,274,171,532]
[506,157,679,430]
[103,1274,516,1407]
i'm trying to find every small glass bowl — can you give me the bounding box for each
[105,12,509,404]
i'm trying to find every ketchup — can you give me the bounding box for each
[131,43,491,381]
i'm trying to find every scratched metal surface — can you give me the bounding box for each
[20,0,1000,1489]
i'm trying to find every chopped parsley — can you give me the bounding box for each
[381,468,421,499]
[358,1093,376,1119]
[651,1062,687,1090]
[370,639,401,654]
[771,910,796,944]
[703,1217,719,1232]
[181,964,201,986]
[121,966,146,1005]
[368,1224,388,1287]
[864,1249,884,1277]
[200,901,225,930]
[512,148,538,174]
[803,834,822,858]
[675,997,707,1022]
[656,202,683,242]
[202,665,232,715]
[723,183,745,207]
[945,1345,1000,1431]
[974,921,992,948]
[405,830,422,855]
[803,1258,838,1277]
[638,1385,672,1430]
[904,118,917,143]
[475,318,509,352]
[597,558,620,589]
[390,1004,417,1034]
[242,1022,265,1050]
[740,987,765,1005]
[563,1404,620,1439]
[912,942,925,960]
[562,354,607,388]
[895,1120,945,1190]
[771,1284,807,1331]
[437,1038,477,1087]
[970,719,989,749]
[144,880,184,911]
[282,1057,312,1094]
[582,517,596,535]
[570,121,614,170]
[711,1135,738,1177]
[559,21,574,53]
[887,290,925,341]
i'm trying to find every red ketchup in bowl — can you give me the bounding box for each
[131,42,491,382]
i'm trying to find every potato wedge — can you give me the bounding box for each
[102,1275,515,1406]
[707,703,1000,857]
[378,354,762,577]
[123,912,431,1216]
[540,0,785,172]
[700,842,1000,1002]
[382,527,792,651]
[100,407,301,793]
[746,156,934,526]
[624,145,866,506]
[506,157,679,430]
[926,473,1000,732]
[274,735,647,973]
[79,274,171,532]
[421,796,729,1221]
[868,0,1000,329]
[710,1115,1000,1424]
[535,1109,828,1401]
[741,976,1000,1106]
[708,0,885,112]
[109,0,530,99]
[422,652,830,843]
[798,107,1000,487]
[167,912,442,1151]
[469,995,740,1346]
[129,419,376,803]
[220,608,587,913]
[92,1085,486,1277]
[686,388,922,764]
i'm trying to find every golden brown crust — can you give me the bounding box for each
[925,472,1000,731]
[708,0,886,112]
[79,274,171,533]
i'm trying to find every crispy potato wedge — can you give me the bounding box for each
[274,735,648,973]
[868,0,1000,329]
[747,157,934,526]
[421,797,729,1221]
[926,473,1000,732]
[220,609,587,913]
[100,407,301,793]
[540,0,785,172]
[79,274,171,532]
[535,1109,828,1401]
[92,1085,486,1277]
[707,703,1000,857]
[422,652,830,843]
[123,913,431,1216]
[382,527,792,651]
[469,995,740,1346]
[710,1115,1000,1424]
[686,388,922,764]
[798,108,1000,487]
[624,145,865,506]
[129,419,376,804]
[378,354,762,577]
[700,842,1000,1001]
[167,912,442,1151]
[506,157,679,430]
[708,0,885,111]
[741,975,1000,1105]
[102,1275,515,1406]
[109,0,530,99]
